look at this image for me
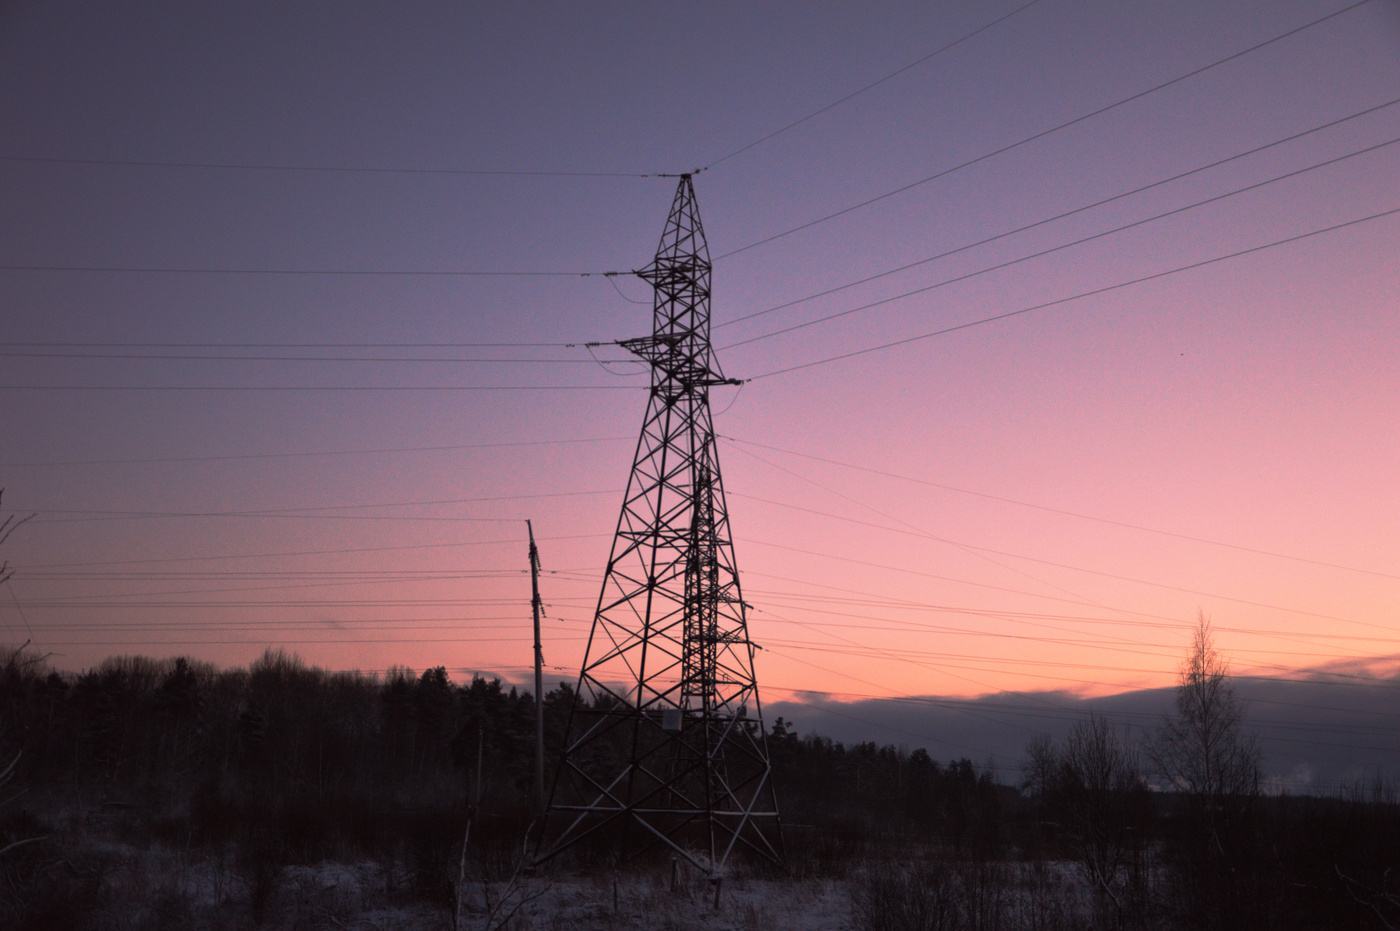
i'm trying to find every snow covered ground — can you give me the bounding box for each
[9,813,1103,929]
[8,829,857,930]
[460,873,852,931]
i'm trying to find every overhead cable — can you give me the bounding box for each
[747,202,1400,379]
[714,93,1400,331]
[723,435,1400,581]
[0,435,631,468]
[25,487,617,524]
[726,134,1400,350]
[731,491,1400,635]
[0,351,612,363]
[731,438,1135,636]
[0,264,626,277]
[714,0,1375,260]
[745,536,1176,623]
[0,154,669,178]
[1,340,571,348]
[0,383,643,392]
[15,532,612,569]
[701,0,1046,170]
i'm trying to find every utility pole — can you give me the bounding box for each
[535,175,782,878]
[528,519,545,816]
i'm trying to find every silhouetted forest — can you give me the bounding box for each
[2,644,1399,929]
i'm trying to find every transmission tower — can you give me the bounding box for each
[536,175,781,877]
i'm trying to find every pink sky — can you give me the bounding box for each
[2,0,1398,714]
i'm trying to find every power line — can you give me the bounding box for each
[749,572,1181,634]
[0,351,612,363]
[33,487,612,512]
[0,264,625,277]
[714,0,1375,260]
[748,202,1400,379]
[24,569,529,580]
[746,546,1394,698]
[731,432,1153,643]
[750,563,1383,685]
[23,491,609,524]
[760,612,1384,664]
[745,536,1186,626]
[17,570,599,599]
[751,596,1397,655]
[1,340,570,348]
[733,489,1400,635]
[27,572,520,582]
[0,383,644,392]
[723,435,1400,581]
[723,132,1400,349]
[738,446,1384,663]
[23,618,589,631]
[28,636,589,646]
[44,574,1380,662]
[5,582,36,644]
[714,94,1400,331]
[30,514,532,525]
[15,533,612,569]
[28,579,534,602]
[0,435,631,468]
[17,598,593,609]
[735,440,1240,656]
[761,605,1180,670]
[25,487,618,524]
[701,0,1046,170]
[0,154,674,178]
[752,589,1400,649]
[759,567,1400,666]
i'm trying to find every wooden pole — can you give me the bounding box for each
[528,520,545,815]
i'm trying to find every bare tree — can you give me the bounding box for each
[1149,612,1260,805]
[0,489,35,587]
[1057,715,1151,920]
[1149,612,1262,927]
[0,751,45,860]
[1337,866,1400,931]
[1021,733,1057,802]
[0,642,48,862]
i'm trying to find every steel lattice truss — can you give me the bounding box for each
[536,176,782,875]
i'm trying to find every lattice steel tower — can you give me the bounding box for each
[537,175,781,875]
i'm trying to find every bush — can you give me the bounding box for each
[854,857,1009,931]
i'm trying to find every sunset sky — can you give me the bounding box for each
[3,0,1399,749]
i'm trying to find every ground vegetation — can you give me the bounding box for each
[0,642,1397,929]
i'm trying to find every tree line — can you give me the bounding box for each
[0,619,1397,929]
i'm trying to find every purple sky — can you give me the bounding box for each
[3,1,1399,782]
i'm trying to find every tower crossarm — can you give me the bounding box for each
[617,334,741,388]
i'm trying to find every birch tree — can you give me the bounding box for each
[1150,612,1260,804]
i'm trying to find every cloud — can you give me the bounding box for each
[769,675,1400,792]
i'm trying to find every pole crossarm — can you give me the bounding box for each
[536,176,782,877]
